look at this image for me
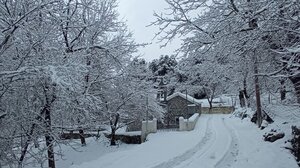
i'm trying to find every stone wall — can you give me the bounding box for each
[201,106,234,114]
[103,132,142,144]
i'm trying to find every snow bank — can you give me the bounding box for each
[115,131,141,136]
[228,116,298,168]
[179,113,200,131]
[265,104,300,123]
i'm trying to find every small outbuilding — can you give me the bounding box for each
[164,92,201,127]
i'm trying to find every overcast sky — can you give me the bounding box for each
[117,0,181,62]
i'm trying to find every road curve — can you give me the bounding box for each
[152,115,239,168]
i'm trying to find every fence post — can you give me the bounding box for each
[141,119,158,142]
[179,117,185,131]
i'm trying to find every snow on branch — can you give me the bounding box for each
[0,64,88,93]
[287,46,300,53]
[0,112,6,119]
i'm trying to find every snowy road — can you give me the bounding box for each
[70,114,298,168]
[152,116,239,168]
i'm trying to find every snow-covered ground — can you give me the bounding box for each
[59,114,298,168]
[25,136,133,168]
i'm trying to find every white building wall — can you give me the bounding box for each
[141,118,157,142]
[179,113,199,131]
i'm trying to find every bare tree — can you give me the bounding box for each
[0,0,141,167]
[152,0,300,127]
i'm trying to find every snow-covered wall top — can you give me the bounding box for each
[188,113,199,122]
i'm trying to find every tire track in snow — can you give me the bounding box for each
[172,115,230,168]
[214,117,239,168]
[151,116,214,168]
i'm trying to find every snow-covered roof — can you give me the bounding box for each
[167,92,234,108]
[265,104,300,123]
[166,92,201,105]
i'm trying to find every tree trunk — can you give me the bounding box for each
[44,82,56,168]
[75,114,86,146]
[110,128,116,146]
[18,105,48,167]
[79,129,86,146]
[76,54,91,146]
[279,79,286,101]
[209,101,213,113]
[19,123,36,167]
[110,113,119,146]
[254,53,262,128]
[243,78,250,107]
[207,97,213,113]
[289,76,300,104]
[239,90,245,107]
[45,104,55,168]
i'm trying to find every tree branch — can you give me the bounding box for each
[229,0,239,13]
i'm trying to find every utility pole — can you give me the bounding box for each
[186,89,188,118]
[146,93,149,133]
[186,89,189,128]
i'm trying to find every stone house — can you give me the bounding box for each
[164,92,201,127]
